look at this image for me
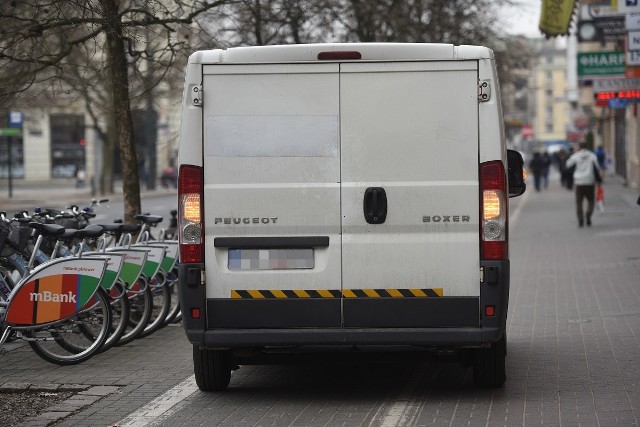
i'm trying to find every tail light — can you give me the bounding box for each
[178,165,203,263]
[480,161,507,260]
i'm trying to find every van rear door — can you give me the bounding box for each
[339,61,481,327]
[202,63,342,328]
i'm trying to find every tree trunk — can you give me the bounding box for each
[100,0,141,223]
[102,109,116,195]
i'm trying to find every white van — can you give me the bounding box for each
[177,43,526,391]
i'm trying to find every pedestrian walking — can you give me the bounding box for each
[595,145,607,177]
[541,151,551,189]
[556,149,567,187]
[529,152,545,192]
[562,147,575,190]
[565,142,601,227]
[75,167,87,189]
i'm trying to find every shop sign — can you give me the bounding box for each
[629,30,640,51]
[577,18,625,43]
[593,77,640,92]
[578,51,625,77]
[617,0,640,14]
[580,3,625,19]
[540,0,577,37]
[626,12,640,30]
[0,128,22,137]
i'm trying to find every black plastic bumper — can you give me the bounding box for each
[178,260,509,349]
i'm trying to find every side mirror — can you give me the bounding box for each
[507,149,526,198]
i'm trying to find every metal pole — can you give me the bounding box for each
[7,135,12,198]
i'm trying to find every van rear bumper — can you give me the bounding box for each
[178,260,509,350]
[191,326,503,348]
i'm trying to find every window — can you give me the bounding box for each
[50,114,85,178]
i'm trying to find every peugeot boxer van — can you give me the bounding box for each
[176,43,526,391]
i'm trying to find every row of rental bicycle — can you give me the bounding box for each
[0,200,181,365]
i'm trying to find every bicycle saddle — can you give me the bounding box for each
[134,214,163,226]
[28,222,65,236]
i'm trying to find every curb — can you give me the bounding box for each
[0,383,90,392]
[1,189,176,214]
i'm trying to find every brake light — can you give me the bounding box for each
[178,165,203,263]
[480,161,507,260]
[317,51,362,60]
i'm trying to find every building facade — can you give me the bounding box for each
[532,39,573,153]
[1,103,180,189]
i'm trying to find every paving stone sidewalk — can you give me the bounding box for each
[0,172,639,426]
[0,325,192,426]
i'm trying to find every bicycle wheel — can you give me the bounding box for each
[138,278,171,338]
[26,288,111,365]
[0,264,15,302]
[102,281,130,350]
[0,265,15,321]
[75,281,131,352]
[162,271,181,326]
[116,278,153,346]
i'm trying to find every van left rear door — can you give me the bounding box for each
[201,63,342,328]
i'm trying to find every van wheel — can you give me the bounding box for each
[473,334,506,388]
[193,345,232,391]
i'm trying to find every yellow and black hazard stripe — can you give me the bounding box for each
[231,288,443,299]
[342,288,443,298]
[231,290,342,299]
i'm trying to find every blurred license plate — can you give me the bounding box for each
[228,249,314,270]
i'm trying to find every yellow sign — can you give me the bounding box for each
[539,0,577,37]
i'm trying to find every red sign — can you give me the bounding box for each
[595,90,640,101]
[521,124,534,139]
[567,131,583,142]
[626,67,640,78]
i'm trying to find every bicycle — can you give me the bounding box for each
[0,222,112,365]
[134,214,180,329]
[98,224,154,346]
[8,210,131,353]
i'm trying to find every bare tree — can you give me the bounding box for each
[201,0,533,124]
[210,0,517,46]
[207,0,336,46]
[0,0,228,223]
[333,0,514,44]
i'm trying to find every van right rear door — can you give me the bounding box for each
[339,61,481,328]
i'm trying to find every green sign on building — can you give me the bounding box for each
[577,51,625,77]
[0,128,22,137]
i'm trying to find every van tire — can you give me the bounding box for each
[193,346,232,391]
[473,334,506,388]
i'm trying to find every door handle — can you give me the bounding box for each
[363,187,387,224]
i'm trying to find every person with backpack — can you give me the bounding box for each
[529,152,545,192]
[565,142,601,227]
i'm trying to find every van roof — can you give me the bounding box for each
[188,43,494,64]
